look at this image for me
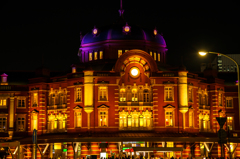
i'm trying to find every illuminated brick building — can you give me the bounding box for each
[0,2,240,159]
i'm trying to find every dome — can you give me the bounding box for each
[81,22,166,47]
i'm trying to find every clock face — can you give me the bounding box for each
[130,67,140,78]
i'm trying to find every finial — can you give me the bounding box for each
[118,0,124,17]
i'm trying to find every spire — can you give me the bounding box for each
[118,0,124,17]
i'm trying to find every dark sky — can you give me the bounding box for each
[1,1,240,72]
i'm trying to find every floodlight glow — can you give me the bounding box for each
[131,68,138,76]
[199,52,207,56]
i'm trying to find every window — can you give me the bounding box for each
[100,51,103,59]
[75,87,82,102]
[204,94,208,105]
[150,51,152,56]
[199,113,210,132]
[0,117,7,132]
[17,116,25,131]
[165,111,173,126]
[227,116,233,130]
[89,52,92,61]
[188,87,193,102]
[226,97,233,108]
[75,112,82,128]
[164,87,173,101]
[119,88,126,102]
[132,88,138,102]
[98,105,109,127]
[118,50,122,58]
[31,113,38,131]
[99,86,107,101]
[99,112,107,126]
[94,51,97,60]
[158,53,160,61]
[18,99,25,108]
[189,111,194,127]
[48,113,66,132]
[154,52,156,60]
[219,92,223,106]
[125,50,129,53]
[199,94,202,105]
[143,89,150,102]
[0,99,7,107]
[32,93,38,107]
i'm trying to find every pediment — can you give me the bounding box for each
[73,105,83,110]
[31,109,39,114]
[97,104,109,109]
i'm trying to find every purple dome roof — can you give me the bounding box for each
[81,23,166,47]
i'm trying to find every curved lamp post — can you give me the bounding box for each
[199,51,240,127]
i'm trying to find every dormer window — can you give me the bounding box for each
[123,23,131,34]
[153,28,157,35]
[92,26,98,35]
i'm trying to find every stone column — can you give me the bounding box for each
[178,70,188,129]
[83,70,94,129]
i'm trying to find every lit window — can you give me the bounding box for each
[48,113,66,132]
[164,87,173,101]
[128,115,132,127]
[89,53,92,61]
[154,29,157,35]
[227,116,233,130]
[94,52,98,60]
[188,88,193,102]
[98,105,109,127]
[32,113,38,131]
[189,111,193,127]
[154,52,156,60]
[119,88,126,102]
[0,117,7,132]
[32,93,38,107]
[132,88,138,102]
[226,97,233,108]
[99,112,107,126]
[0,99,7,107]
[17,117,25,131]
[123,23,131,33]
[158,53,160,61]
[93,28,98,35]
[150,51,152,56]
[204,94,208,105]
[125,50,129,53]
[118,50,122,58]
[100,51,103,59]
[75,87,82,102]
[75,112,82,128]
[99,86,107,101]
[165,111,173,126]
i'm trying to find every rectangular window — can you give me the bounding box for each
[166,142,174,157]
[99,112,107,126]
[99,87,107,101]
[227,116,233,130]
[132,88,138,102]
[89,53,92,61]
[154,52,156,60]
[165,111,173,126]
[18,99,25,107]
[158,53,160,61]
[0,117,7,132]
[17,117,25,131]
[32,93,38,107]
[150,51,152,56]
[118,50,122,58]
[75,88,82,102]
[94,52,98,60]
[100,51,103,59]
[188,88,193,102]
[0,99,7,107]
[119,89,126,102]
[189,112,193,127]
[32,114,38,131]
[165,87,173,101]
[226,97,233,108]
[219,92,223,106]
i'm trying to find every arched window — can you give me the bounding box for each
[119,88,126,102]
[132,89,138,102]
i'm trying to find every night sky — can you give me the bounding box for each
[1,1,239,72]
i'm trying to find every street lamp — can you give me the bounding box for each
[199,51,240,127]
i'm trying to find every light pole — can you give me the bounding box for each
[199,51,240,127]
